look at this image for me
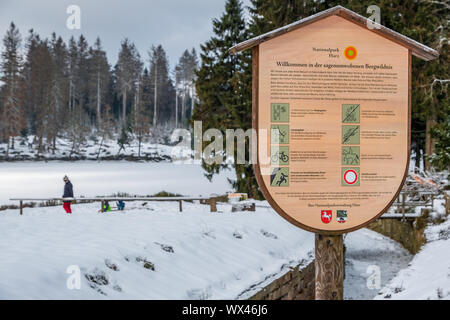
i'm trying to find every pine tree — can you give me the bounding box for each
[115,39,141,126]
[96,103,114,160]
[87,37,110,128]
[34,40,53,153]
[133,74,150,158]
[20,32,54,153]
[67,36,77,112]
[194,0,262,198]
[148,45,175,127]
[48,33,69,154]
[0,22,24,152]
[175,48,198,127]
[175,50,190,127]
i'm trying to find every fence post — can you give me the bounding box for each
[100,200,104,213]
[20,200,23,216]
[315,234,344,300]
[210,197,217,212]
[179,200,183,212]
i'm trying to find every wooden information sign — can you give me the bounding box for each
[230,6,439,235]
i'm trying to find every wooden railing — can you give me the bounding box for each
[9,196,218,215]
[381,190,439,220]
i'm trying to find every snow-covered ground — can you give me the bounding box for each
[375,202,450,300]
[0,161,235,205]
[0,201,315,299]
[0,136,192,161]
[0,157,447,300]
[0,198,419,300]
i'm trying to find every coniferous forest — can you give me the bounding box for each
[0,0,448,199]
[0,25,198,155]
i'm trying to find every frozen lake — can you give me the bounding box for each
[0,161,235,205]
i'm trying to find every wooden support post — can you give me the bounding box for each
[20,200,23,216]
[210,197,217,212]
[445,192,449,216]
[315,234,344,300]
[179,200,183,212]
[100,200,104,213]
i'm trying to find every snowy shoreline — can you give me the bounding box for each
[0,161,235,205]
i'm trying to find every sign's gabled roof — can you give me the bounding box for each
[229,5,439,61]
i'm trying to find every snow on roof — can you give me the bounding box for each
[230,5,439,61]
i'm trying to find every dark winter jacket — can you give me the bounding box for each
[63,181,74,201]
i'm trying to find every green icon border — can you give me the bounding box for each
[270,146,290,165]
[342,104,360,123]
[270,167,290,187]
[341,167,360,187]
[342,125,360,145]
[271,103,290,122]
[271,125,289,144]
[342,146,360,165]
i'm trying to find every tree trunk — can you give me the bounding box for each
[425,117,437,171]
[414,142,421,170]
[97,136,104,160]
[153,67,158,127]
[122,89,127,126]
[190,85,194,117]
[97,72,101,126]
[182,91,186,125]
[6,137,10,158]
[138,137,141,158]
[175,91,178,128]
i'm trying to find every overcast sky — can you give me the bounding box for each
[0,0,251,71]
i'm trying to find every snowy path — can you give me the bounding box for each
[236,228,413,300]
[344,229,412,299]
[0,161,235,205]
[0,199,416,300]
[375,215,450,300]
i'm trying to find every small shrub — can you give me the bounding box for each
[151,191,183,197]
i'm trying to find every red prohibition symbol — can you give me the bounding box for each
[344,169,358,185]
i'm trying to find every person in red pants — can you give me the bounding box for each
[62,175,73,214]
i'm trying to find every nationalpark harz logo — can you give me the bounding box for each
[344,46,358,60]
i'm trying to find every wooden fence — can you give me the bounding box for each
[9,196,218,215]
[383,190,438,220]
